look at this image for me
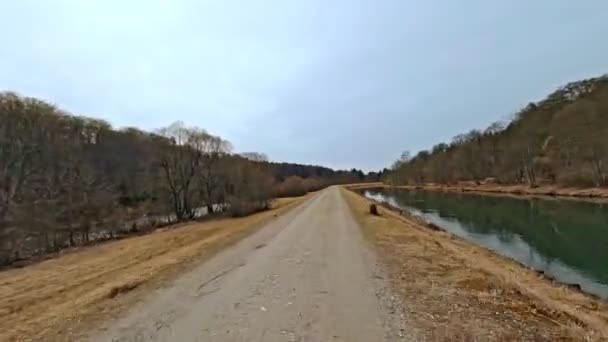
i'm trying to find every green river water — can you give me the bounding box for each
[362,188,608,299]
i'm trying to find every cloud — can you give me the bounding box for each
[1,0,608,171]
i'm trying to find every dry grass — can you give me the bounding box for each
[341,187,608,341]
[378,183,608,203]
[0,194,312,342]
[344,182,384,190]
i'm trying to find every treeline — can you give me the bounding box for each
[387,75,608,188]
[0,92,369,265]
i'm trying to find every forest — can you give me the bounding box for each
[387,75,608,188]
[0,92,373,265]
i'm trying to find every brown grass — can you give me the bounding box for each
[0,194,312,342]
[373,183,608,203]
[341,187,608,341]
[344,182,384,190]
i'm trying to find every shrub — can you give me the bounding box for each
[227,197,267,217]
[275,176,307,197]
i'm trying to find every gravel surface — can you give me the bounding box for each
[90,186,408,341]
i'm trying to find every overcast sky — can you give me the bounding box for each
[1,1,607,171]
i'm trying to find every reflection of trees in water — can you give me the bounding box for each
[374,189,608,284]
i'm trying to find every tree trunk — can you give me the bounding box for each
[53,231,60,251]
[521,154,536,187]
[593,159,606,187]
[45,233,51,253]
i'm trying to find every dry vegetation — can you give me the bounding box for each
[341,188,608,341]
[388,183,608,202]
[0,194,311,342]
[0,93,378,268]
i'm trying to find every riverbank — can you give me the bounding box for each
[0,194,312,341]
[341,187,608,340]
[370,183,608,202]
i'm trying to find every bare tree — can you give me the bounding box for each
[241,152,269,162]
[0,94,361,266]
[157,122,204,221]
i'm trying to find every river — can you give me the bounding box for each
[362,188,608,299]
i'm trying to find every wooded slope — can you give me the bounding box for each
[388,75,608,187]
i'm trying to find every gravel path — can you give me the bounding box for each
[90,186,407,341]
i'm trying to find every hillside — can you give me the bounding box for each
[388,75,608,188]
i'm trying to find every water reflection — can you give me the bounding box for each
[363,188,608,299]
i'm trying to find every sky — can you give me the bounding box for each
[1,1,608,171]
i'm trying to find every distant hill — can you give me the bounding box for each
[388,75,608,187]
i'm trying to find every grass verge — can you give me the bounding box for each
[373,183,608,203]
[0,194,312,341]
[341,187,608,341]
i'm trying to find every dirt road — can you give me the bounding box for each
[90,186,405,341]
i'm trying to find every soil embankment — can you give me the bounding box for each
[342,187,608,340]
[0,195,311,341]
[89,186,404,341]
[4,184,607,341]
[372,183,608,202]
